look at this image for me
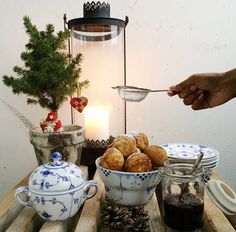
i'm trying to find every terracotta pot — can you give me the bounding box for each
[29,125,85,165]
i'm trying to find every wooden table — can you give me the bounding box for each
[0,168,235,232]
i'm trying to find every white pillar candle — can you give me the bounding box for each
[84,105,110,141]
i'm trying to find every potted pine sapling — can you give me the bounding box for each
[3,16,89,165]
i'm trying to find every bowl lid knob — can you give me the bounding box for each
[51,152,62,165]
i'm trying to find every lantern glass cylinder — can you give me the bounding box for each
[69,14,126,139]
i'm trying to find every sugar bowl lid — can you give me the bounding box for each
[29,152,85,193]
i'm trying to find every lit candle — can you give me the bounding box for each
[84,105,110,141]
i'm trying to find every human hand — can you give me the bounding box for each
[167,70,236,110]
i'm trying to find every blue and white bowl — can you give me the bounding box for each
[15,152,98,221]
[95,157,162,206]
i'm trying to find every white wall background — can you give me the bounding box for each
[0,0,236,199]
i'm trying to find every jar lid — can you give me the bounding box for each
[206,179,236,215]
[29,152,85,193]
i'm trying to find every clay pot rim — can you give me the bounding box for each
[30,125,84,136]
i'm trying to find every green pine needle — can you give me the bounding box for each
[2,16,88,112]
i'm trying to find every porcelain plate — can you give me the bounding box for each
[161,143,219,161]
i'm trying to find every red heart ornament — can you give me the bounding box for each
[70,97,88,113]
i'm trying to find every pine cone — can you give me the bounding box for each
[100,197,150,232]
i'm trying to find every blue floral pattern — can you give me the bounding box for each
[97,159,162,206]
[30,159,84,192]
[31,169,70,190]
[42,211,52,219]
[32,195,68,220]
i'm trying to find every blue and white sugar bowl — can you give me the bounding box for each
[15,152,98,221]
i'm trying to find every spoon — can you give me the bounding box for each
[181,151,204,193]
[112,86,168,102]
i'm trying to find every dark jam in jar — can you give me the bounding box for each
[164,193,204,231]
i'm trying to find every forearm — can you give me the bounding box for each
[222,68,236,98]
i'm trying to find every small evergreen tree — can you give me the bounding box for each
[3,16,88,112]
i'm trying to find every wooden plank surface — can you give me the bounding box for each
[5,207,43,232]
[203,190,235,232]
[0,172,31,232]
[39,221,68,232]
[1,168,236,232]
[74,170,102,232]
[145,193,165,232]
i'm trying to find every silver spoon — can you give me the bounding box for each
[112,86,168,102]
[181,151,204,193]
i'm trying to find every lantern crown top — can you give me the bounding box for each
[83,1,110,18]
[67,1,128,41]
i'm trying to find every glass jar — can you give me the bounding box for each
[162,160,210,232]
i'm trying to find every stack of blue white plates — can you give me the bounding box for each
[160,143,219,170]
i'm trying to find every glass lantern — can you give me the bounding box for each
[66,1,128,138]
[65,1,128,173]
